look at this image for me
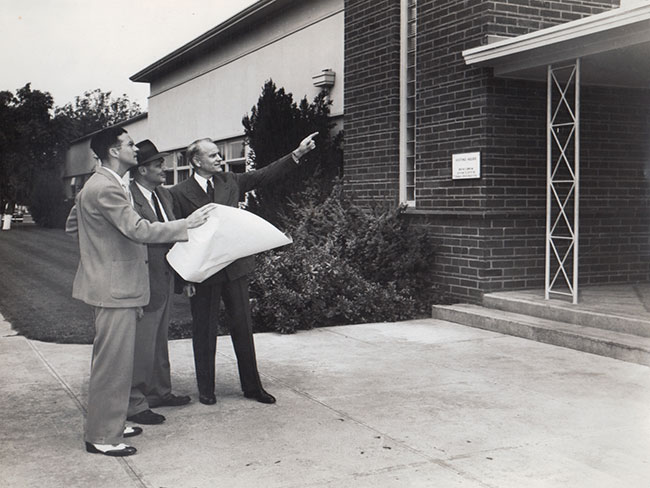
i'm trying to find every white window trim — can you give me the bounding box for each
[400,0,416,206]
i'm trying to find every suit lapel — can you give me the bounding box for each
[184,176,212,206]
[156,187,176,221]
[130,182,157,222]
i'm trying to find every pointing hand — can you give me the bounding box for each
[293,131,319,159]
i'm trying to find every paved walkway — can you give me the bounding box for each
[1,315,649,488]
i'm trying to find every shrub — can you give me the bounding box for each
[29,170,73,228]
[249,183,439,333]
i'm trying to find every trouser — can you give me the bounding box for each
[128,275,174,415]
[189,275,262,396]
[85,307,137,445]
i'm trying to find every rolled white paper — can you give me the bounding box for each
[167,204,292,282]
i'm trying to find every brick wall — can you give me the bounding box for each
[344,0,401,204]
[486,0,622,36]
[580,86,650,285]
[343,0,648,303]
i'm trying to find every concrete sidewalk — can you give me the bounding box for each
[1,315,649,488]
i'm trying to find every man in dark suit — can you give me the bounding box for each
[126,140,192,427]
[169,132,317,406]
[67,127,215,457]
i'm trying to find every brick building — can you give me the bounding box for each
[65,0,649,304]
[344,0,650,303]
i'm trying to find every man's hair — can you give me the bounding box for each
[90,127,127,163]
[186,138,213,168]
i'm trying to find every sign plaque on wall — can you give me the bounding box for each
[452,152,481,180]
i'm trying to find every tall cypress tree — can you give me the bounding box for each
[242,80,343,226]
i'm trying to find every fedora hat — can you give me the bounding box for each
[136,139,170,166]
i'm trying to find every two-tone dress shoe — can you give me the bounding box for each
[151,393,191,408]
[244,389,276,404]
[126,409,165,424]
[199,394,217,405]
[85,442,137,457]
[123,426,142,438]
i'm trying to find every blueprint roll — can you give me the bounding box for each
[166,204,292,283]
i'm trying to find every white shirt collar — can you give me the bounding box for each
[193,172,212,193]
[102,166,129,188]
[134,181,168,221]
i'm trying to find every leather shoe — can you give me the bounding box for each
[126,409,165,424]
[244,389,276,404]
[199,394,217,405]
[150,393,191,408]
[123,426,142,438]
[86,442,136,457]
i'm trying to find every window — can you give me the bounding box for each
[218,139,247,173]
[400,0,417,206]
[161,151,190,186]
[163,138,249,185]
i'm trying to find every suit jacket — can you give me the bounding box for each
[68,166,188,308]
[130,183,177,310]
[169,153,295,284]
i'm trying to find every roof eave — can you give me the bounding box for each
[463,4,650,68]
[130,0,277,83]
[68,112,149,144]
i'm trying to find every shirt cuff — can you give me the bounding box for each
[291,150,300,164]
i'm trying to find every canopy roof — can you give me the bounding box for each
[462,4,650,88]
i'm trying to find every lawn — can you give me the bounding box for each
[0,223,193,344]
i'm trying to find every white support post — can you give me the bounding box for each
[573,59,580,305]
[545,65,552,300]
[545,59,580,304]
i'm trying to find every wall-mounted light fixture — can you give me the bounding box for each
[312,68,336,89]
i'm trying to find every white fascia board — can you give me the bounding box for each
[463,4,650,66]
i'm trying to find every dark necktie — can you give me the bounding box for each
[206,178,215,201]
[151,191,165,222]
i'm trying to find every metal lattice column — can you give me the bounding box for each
[545,60,580,304]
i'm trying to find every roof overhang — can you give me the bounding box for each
[463,4,650,88]
[130,0,293,83]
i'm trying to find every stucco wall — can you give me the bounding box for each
[145,0,344,151]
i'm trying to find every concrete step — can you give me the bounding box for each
[483,292,650,337]
[431,303,650,366]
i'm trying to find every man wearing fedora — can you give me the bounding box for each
[125,140,191,426]
[66,127,215,457]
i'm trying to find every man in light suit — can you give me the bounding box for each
[169,132,317,406]
[67,127,215,457]
[125,140,192,427]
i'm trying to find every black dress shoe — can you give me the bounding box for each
[123,426,142,438]
[151,393,191,408]
[126,409,165,424]
[199,394,217,405]
[86,442,137,457]
[244,389,276,404]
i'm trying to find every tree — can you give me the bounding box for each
[0,84,63,222]
[242,80,343,225]
[54,88,142,142]
[0,85,143,228]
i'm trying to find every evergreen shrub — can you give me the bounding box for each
[250,184,438,333]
